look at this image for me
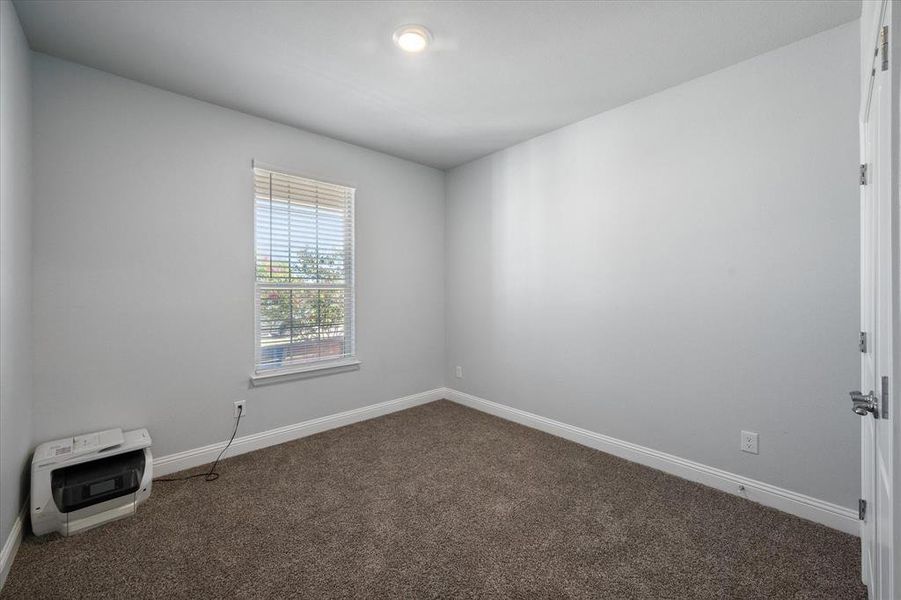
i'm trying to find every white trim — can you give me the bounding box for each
[154,387,445,476]
[0,502,27,591]
[443,388,861,536]
[250,358,361,386]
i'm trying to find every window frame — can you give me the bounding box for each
[250,163,359,385]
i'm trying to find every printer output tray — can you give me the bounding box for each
[51,449,145,513]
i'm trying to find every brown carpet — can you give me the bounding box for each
[2,400,865,599]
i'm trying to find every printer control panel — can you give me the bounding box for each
[73,433,101,453]
[72,429,124,455]
[35,428,126,465]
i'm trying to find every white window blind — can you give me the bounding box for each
[254,167,355,374]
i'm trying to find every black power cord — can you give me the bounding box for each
[155,406,243,482]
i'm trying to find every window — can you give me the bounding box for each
[253,166,355,378]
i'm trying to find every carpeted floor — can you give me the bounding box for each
[2,400,866,599]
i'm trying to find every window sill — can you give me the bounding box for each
[250,358,361,386]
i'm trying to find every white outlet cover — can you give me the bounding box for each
[455,366,463,378]
[234,400,246,418]
[740,431,758,454]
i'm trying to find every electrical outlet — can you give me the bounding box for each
[740,431,758,454]
[234,400,246,418]
[455,365,463,378]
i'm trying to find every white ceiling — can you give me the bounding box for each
[13,1,860,170]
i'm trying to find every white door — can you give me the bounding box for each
[857,2,896,599]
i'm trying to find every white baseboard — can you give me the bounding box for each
[443,387,860,536]
[0,385,857,592]
[0,389,442,588]
[152,384,859,536]
[154,387,446,477]
[0,502,27,591]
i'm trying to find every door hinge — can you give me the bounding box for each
[859,331,868,353]
[859,498,867,520]
[860,164,868,185]
[881,26,889,72]
[882,375,889,419]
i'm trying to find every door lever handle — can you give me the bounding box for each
[850,390,879,417]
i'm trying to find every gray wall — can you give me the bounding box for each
[14,18,863,528]
[444,23,861,509]
[31,54,446,458]
[0,0,33,556]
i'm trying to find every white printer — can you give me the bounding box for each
[31,428,153,536]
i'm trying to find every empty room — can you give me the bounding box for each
[0,1,898,598]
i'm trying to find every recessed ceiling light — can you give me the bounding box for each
[393,25,431,53]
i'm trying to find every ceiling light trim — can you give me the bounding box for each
[393,24,432,53]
